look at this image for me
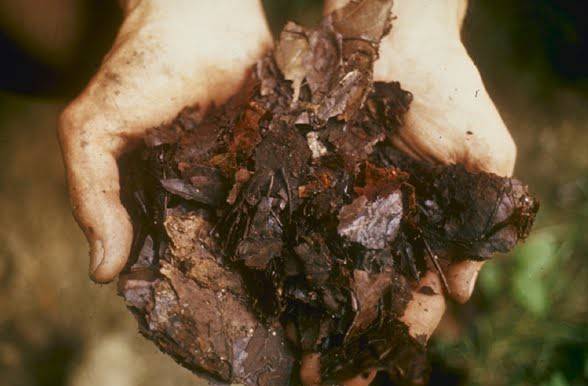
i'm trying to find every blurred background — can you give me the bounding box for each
[0,1,586,385]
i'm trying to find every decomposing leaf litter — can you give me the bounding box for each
[118,0,539,384]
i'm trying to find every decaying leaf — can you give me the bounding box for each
[118,0,539,384]
[274,21,310,102]
[119,210,294,386]
[337,192,403,249]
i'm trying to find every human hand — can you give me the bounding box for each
[58,0,272,283]
[298,0,517,384]
[60,0,515,383]
[367,0,516,333]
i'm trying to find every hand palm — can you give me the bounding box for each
[60,1,517,385]
[307,2,518,384]
[373,0,516,339]
[59,0,271,282]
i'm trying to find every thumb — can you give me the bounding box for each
[59,109,133,283]
[300,353,378,386]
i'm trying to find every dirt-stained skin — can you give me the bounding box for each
[59,0,519,384]
[58,0,273,283]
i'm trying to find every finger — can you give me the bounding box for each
[300,353,378,386]
[300,353,321,386]
[447,260,485,304]
[299,276,445,385]
[58,0,272,283]
[59,110,132,283]
[342,369,378,386]
[400,271,446,341]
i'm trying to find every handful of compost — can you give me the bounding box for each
[118,0,538,384]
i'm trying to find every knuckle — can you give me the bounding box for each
[58,101,94,146]
[57,103,78,142]
[465,125,517,177]
[486,131,517,177]
[499,134,517,174]
[58,100,111,152]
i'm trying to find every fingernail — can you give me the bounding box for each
[89,240,105,276]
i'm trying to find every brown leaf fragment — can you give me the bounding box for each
[431,165,539,259]
[274,21,310,102]
[118,268,158,310]
[294,234,333,286]
[160,176,225,206]
[144,106,202,147]
[233,197,283,270]
[119,0,540,382]
[331,0,394,43]
[337,191,403,249]
[317,70,371,121]
[321,319,429,385]
[256,56,284,100]
[304,25,341,101]
[226,168,252,205]
[132,234,157,270]
[347,269,393,337]
[324,121,386,170]
[229,103,264,157]
[120,211,294,386]
[298,168,335,198]
[356,162,406,200]
[366,81,413,132]
[236,238,283,270]
[254,121,311,176]
[238,323,294,385]
[175,122,220,163]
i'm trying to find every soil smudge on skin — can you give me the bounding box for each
[118,1,538,384]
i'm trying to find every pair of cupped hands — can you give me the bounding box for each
[58,0,516,385]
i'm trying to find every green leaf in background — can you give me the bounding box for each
[512,272,548,316]
[513,232,558,274]
[511,232,558,316]
[479,259,502,297]
[541,372,569,386]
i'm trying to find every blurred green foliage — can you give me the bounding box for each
[431,206,588,386]
[428,1,588,383]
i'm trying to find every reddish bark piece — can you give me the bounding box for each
[119,0,538,384]
[119,211,294,385]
